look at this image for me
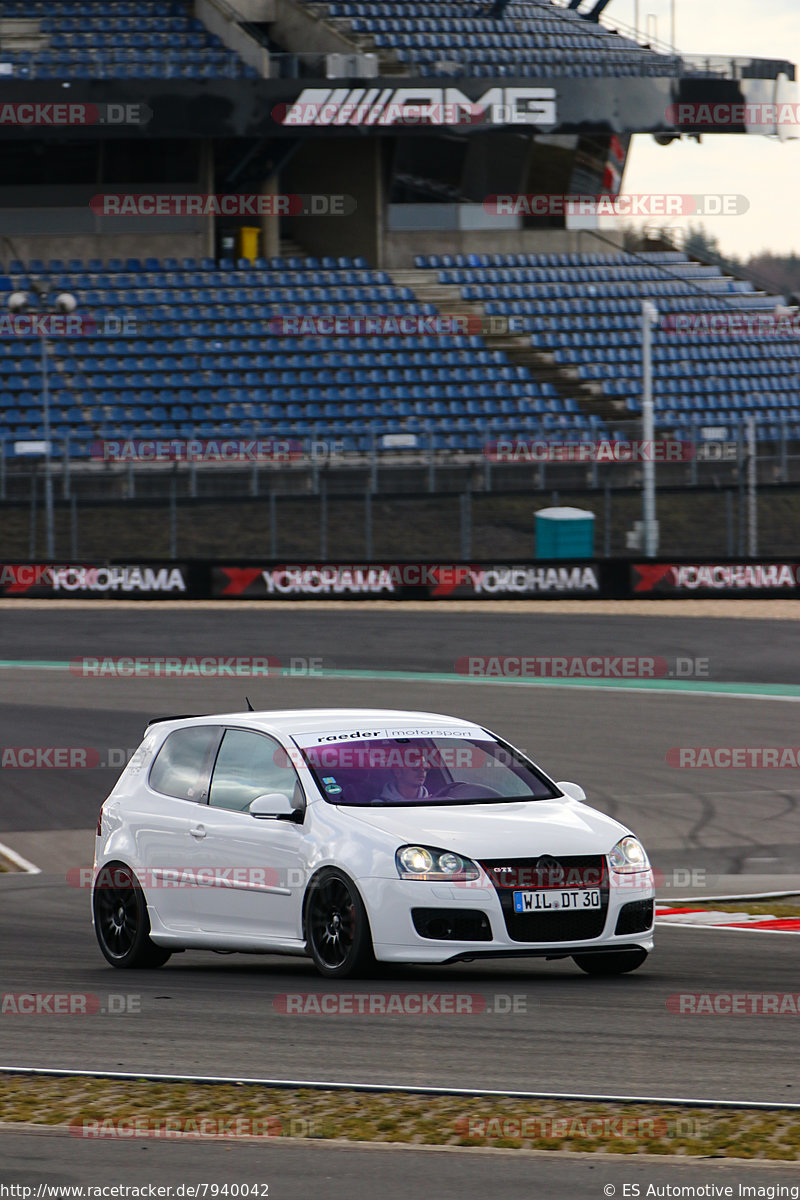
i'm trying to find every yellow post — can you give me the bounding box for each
[237,226,260,262]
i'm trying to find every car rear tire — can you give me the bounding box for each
[305,868,376,979]
[93,862,172,969]
[572,949,648,976]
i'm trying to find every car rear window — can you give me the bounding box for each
[149,725,221,802]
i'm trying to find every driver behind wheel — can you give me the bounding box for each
[375,744,436,803]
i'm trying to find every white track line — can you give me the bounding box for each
[0,841,40,874]
[663,891,800,903]
[0,1066,797,1110]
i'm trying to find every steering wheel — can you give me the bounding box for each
[430,782,502,800]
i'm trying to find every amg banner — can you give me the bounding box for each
[278,86,557,129]
[632,562,800,596]
[213,563,602,600]
[0,563,189,598]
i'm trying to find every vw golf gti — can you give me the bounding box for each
[92,707,655,978]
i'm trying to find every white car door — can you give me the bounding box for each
[136,724,223,932]
[191,727,309,941]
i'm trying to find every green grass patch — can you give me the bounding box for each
[0,1076,797,1157]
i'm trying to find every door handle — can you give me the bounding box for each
[189,825,207,839]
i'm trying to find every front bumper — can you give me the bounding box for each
[361,871,655,964]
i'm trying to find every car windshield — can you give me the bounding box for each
[298,733,559,807]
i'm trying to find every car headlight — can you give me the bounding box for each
[609,836,649,873]
[396,844,480,881]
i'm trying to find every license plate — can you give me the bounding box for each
[513,888,602,913]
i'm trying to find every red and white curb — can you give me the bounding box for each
[657,894,800,934]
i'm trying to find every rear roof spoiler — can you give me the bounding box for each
[146,714,205,728]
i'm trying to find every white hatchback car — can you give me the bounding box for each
[92,707,655,978]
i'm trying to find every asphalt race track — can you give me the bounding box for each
[5,1131,800,1200]
[0,877,798,1101]
[2,607,800,1192]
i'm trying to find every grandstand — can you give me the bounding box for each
[412,249,800,443]
[0,0,797,487]
[0,0,257,79]
[0,254,596,454]
[323,0,683,78]
[2,248,799,455]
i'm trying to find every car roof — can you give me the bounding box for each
[147,708,482,739]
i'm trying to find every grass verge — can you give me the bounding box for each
[0,1076,799,1157]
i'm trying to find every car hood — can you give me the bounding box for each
[338,799,632,859]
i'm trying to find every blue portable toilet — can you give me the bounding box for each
[535,507,595,559]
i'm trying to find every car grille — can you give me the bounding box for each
[480,855,609,943]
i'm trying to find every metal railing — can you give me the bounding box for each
[2,420,800,493]
[640,226,794,305]
[548,0,677,56]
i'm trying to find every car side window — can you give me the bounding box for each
[209,729,301,813]
[149,725,222,803]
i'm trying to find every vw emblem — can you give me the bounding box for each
[535,855,563,883]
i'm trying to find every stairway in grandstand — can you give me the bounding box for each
[389,266,621,426]
[405,250,800,441]
[300,2,407,74]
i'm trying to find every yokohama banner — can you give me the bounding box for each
[0,563,190,598]
[631,562,800,596]
[1,560,796,600]
[212,563,602,600]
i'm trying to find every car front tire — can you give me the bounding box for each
[93,862,172,969]
[572,949,648,976]
[305,868,376,979]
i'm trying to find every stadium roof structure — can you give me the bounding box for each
[0,0,795,141]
